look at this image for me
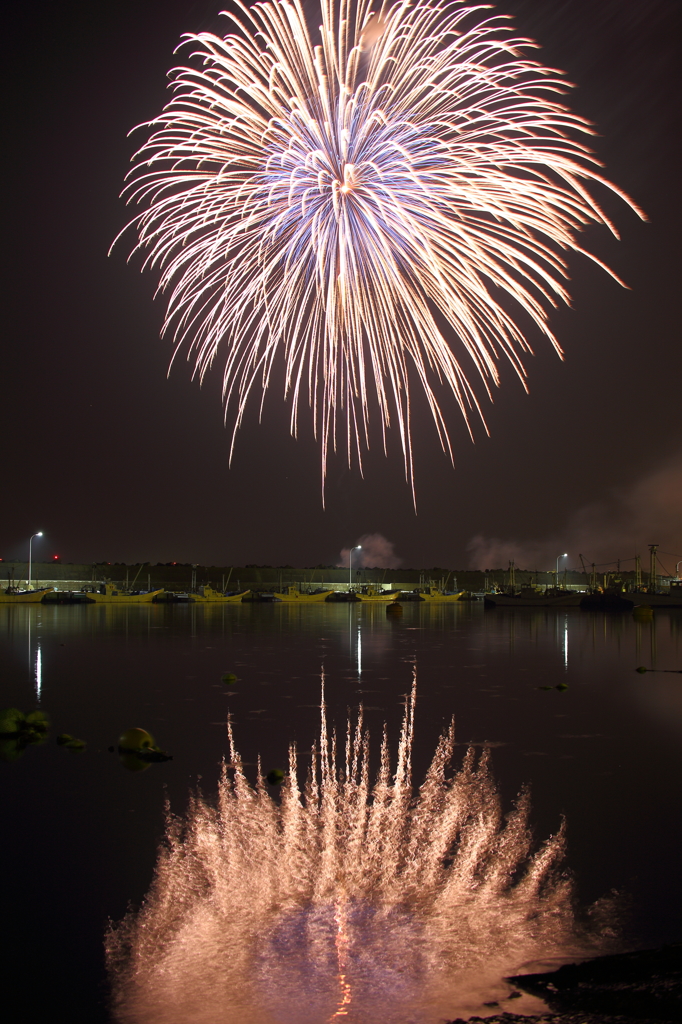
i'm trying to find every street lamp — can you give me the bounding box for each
[28,532,43,591]
[556,552,567,587]
[349,545,361,588]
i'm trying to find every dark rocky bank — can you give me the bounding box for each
[446,943,681,1024]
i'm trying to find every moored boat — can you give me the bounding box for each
[189,587,250,603]
[272,587,334,603]
[84,583,164,604]
[0,587,54,604]
[415,587,465,603]
[579,589,635,611]
[485,587,583,608]
[354,586,401,602]
[578,583,682,610]
[620,588,682,609]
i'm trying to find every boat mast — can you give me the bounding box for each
[129,562,146,592]
[508,560,516,594]
[649,544,658,594]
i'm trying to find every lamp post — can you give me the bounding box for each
[677,560,682,580]
[349,546,361,588]
[28,532,43,590]
[556,552,567,588]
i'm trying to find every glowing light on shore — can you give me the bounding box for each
[107,675,617,1022]
[120,0,643,499]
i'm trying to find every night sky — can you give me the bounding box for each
[3,0,680,572]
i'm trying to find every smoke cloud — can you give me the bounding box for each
[339,533,402,570]
[467,457,682,573]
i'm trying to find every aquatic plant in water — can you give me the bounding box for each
[107,677,616,1023]
[0,708,49,762]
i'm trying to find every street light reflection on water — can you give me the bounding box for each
[107,671,617,1024]
[27,613,42,700]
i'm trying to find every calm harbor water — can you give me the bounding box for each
[2,602,681,1021]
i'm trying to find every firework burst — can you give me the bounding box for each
[120,0,643,498]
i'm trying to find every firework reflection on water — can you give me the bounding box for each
[107,675,617,1022]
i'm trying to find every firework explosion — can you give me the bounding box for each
[121,0,643,497]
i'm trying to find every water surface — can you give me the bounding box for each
[1,602,680,1020]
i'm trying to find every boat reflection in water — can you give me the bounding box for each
[107,675,616,1024]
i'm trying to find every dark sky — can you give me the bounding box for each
[3,0,680,571]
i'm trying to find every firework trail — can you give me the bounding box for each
[120,0,643,498]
